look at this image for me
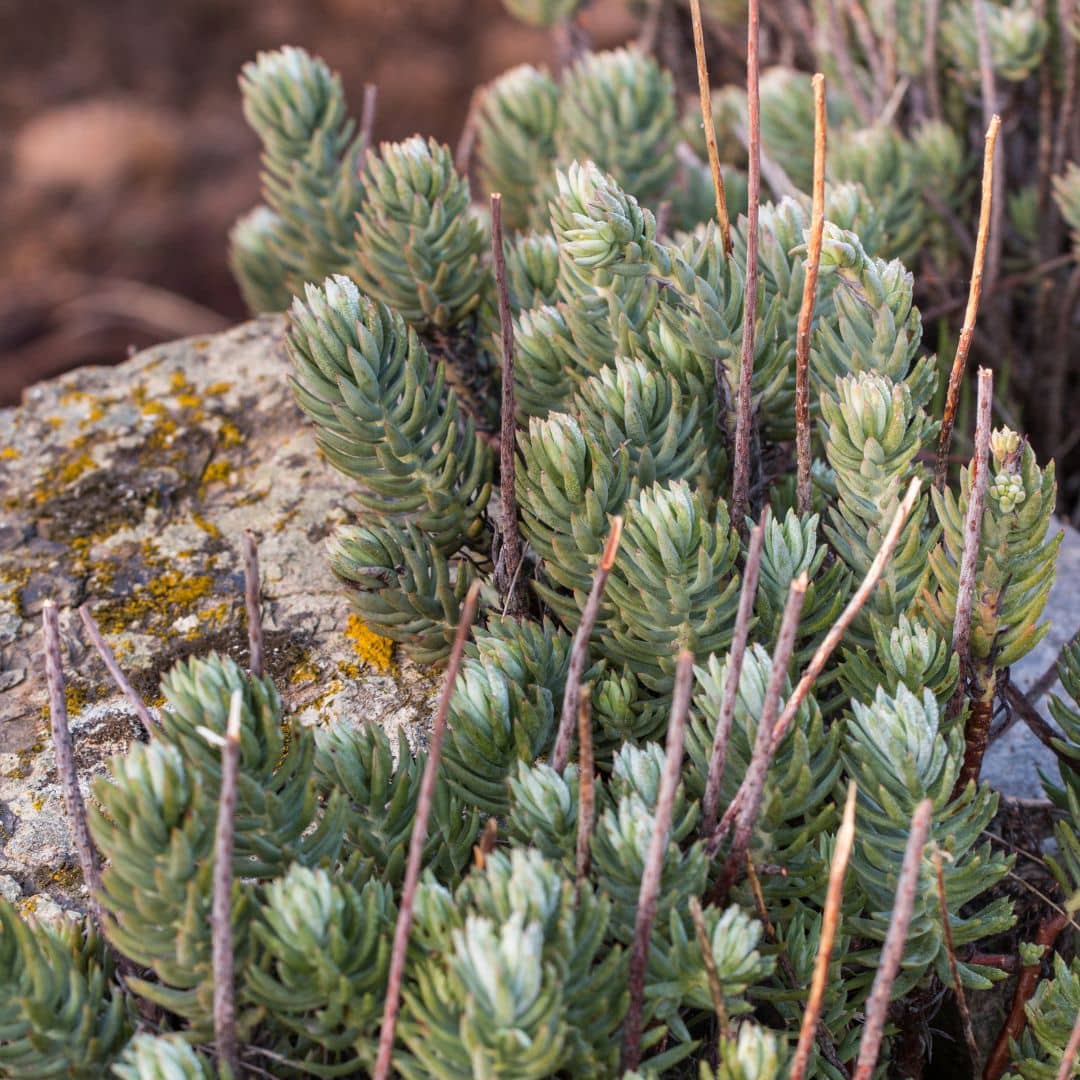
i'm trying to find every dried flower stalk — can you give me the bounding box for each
[689,0,731,253]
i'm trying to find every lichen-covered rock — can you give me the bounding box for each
[0,317,438,908]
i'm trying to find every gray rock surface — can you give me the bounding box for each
[980,519,1080,799]
[0,317,437,911]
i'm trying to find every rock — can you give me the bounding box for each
[0,317,438,906]
[980,519,1080,799]
[0,874,20,903]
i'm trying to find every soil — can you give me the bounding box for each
[0,0,638,405]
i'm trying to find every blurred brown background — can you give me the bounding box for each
[0,0,637,405]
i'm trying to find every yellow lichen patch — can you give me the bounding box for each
[218,419,244,448]
[30,797,45,813]
[45,417,63,430]
[192,512,222,539]
[205,381,234,397]
[0,447,19,460]
[49,865,83,889]
[289,661,321,686]
[55,452,95,486]
[64,685,88,714]
[344,613,395,673]
[95,567,215,634]
[201,460,233,488]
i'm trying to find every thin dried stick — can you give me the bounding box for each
[822,0,875,123]
[1054,1008,1080,1080]
[689,895,730,1041]
[373,581,481,1080]
[936,116,1001,488]
[845,0,885,110]
[923,0,942,120]
[242,529,264,679]
[42,601,104,922]
[795,73,827,516]
[974,0,1004,296]
[852,799,934,1080]
[714,573,807,899]
[950,369,994,786]
[984,908,1071,1080]
[933,845,979,1068]
[1053,0,1077,178]
[789,781,857,1080]
[716,478,922,842]
[575,685,595,882]
[455,85,486,178]
[474,817,499,870]
[359,83,378,158]
[689,0,732,254]
[702,515,765,835]
[490,194,527,619]
[78,605,156,732]
[552,517,624,773]
[212,690,243,1078]
[729,0,761,534]
[620,650,694,1073]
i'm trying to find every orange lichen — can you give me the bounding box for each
[344,613,395,673]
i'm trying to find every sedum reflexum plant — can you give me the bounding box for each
[4,12,1078,1080]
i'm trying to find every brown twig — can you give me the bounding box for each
[702,516,765,835]
[936,116,1001,489]
[821,0,875,123]
[950,369,994,787]
[42,601,104,924]
[984,908,1071,1080]
[713,573,807,899]
[359,83,378,159]
[373,580,481,1080]
[78,605,156,732]
[212,690,242,1078]
[474,817,499,870]
[729,0,761,535]
[716,477,922,841]
[689,0,732,254]
[455,85,486,178]
[845,0,886,110]
[923,0,942,120]
[933,845,979,1068]
[689,895,730,1042]
[789,781,857,1080]
[575,685,595,883]
[242,529,264,679]
[620,649,694,1074]
[1003,683,1077,771]
[552,516,624,773]
[795,73,827,517]
[973,0,1004,296]
[1054,1007,1080,1080]
[490,194,527,619]
[1054,0,1077,179]
[853,799,934,1080]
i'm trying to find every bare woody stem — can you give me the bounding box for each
[984,907,1071,1080]
[552,516,624,773]
[490,193,527,620]
[575,685,595,883]
[373,580,481,1080]
[701,515,765,835]
[359,83,378,158]
[716,477,922,841]
[932,845,979,1069]
[79,605,156,733]
[620,649,694,1074]
[243,530,264,679]
[789,781,857,1080]
[950,369,994,791]
[923,0,943,121]
[795,73,827,517]
[935,115,1001,488]
[212,690,243,1079]
[455,85,486,178]
[713,572,807,900]
[1054,1007,1080,1080]
[689,0,732,254]
[689,895,730,1042]
[729,0,761,535]
[852,798,934,1080]
[42,601,104,925]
